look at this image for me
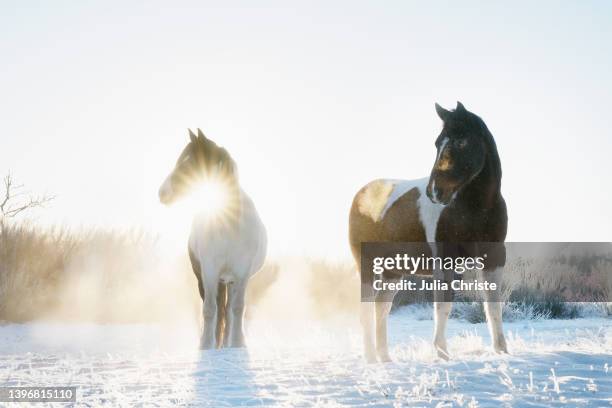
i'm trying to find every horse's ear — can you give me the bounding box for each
[188,129,197,143]
[435,103,451,122]
[455,101,467,114]
[197,128,207,141]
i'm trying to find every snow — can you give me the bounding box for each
[0,309,610,407]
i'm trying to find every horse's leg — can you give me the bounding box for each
[360,301,377,363]
[226,280,247,348]
[375,299,394,362]
[200,264,219,350]
[359,255,377,363]
[216,282,228,349]
[188,248,205,331]
[433,301,452,360]
[432,262,453,360]
[483,301,507,353]
[482,267,507,353]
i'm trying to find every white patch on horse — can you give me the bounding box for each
[431,179,438,203]
[379,178,426,219]
[436,137,449,162]
[357,181,395,222]
[378,178,445,243]
[430,137,449,204]
[378,176,445,244]
[417,185,445,243]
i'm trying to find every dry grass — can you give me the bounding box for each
[1,220,609,323]
[0,221,201,323]
[0,221,359,324]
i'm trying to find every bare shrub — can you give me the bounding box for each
[306,259,360,317]
[1,220,609,324]
[0,221,284,324]
[0,173,54,220]
[0,223,199,323]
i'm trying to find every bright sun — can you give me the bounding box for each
[188,179,229,218]
[156,177,233,255]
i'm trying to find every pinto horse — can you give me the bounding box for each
[159,129,267,349]
[349,102,508,363]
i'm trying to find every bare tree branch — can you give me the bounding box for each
[0,172,55,219]
[0,173,13,212]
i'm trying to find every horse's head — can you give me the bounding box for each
[426,102,488,205]
[159,129,236,206]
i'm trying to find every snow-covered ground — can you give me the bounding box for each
[0,308,610,407]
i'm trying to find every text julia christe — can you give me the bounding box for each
[373,279,498,292]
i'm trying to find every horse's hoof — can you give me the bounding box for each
[494,346,509,354]
[434,340,450,360]
[228,344,247,349]
[494,339,508,354]
[378,353,393,363]
[436,348,450,361]
[364,353,378,364]
[199,341,215,350]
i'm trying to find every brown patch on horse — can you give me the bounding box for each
[349,182,427,261]
[379,187,427,242]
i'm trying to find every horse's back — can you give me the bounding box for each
[349,177,444,261]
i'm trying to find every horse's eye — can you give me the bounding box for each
[455,139,468,149]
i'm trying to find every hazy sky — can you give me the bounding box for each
[2,1,611,258]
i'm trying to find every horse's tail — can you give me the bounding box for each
[216,282,228,348]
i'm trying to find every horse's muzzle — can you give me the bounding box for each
[426,177,453,205]
[158,184,175,205]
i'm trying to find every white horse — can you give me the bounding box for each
[159,129,267,349]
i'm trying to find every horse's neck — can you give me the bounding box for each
[458,137,502,210]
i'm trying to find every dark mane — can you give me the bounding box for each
[460,112,502,209]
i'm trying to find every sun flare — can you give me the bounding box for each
[187,178,230,218]
[157,176,234,254]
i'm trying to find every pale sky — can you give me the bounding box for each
[1,1,611,258]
